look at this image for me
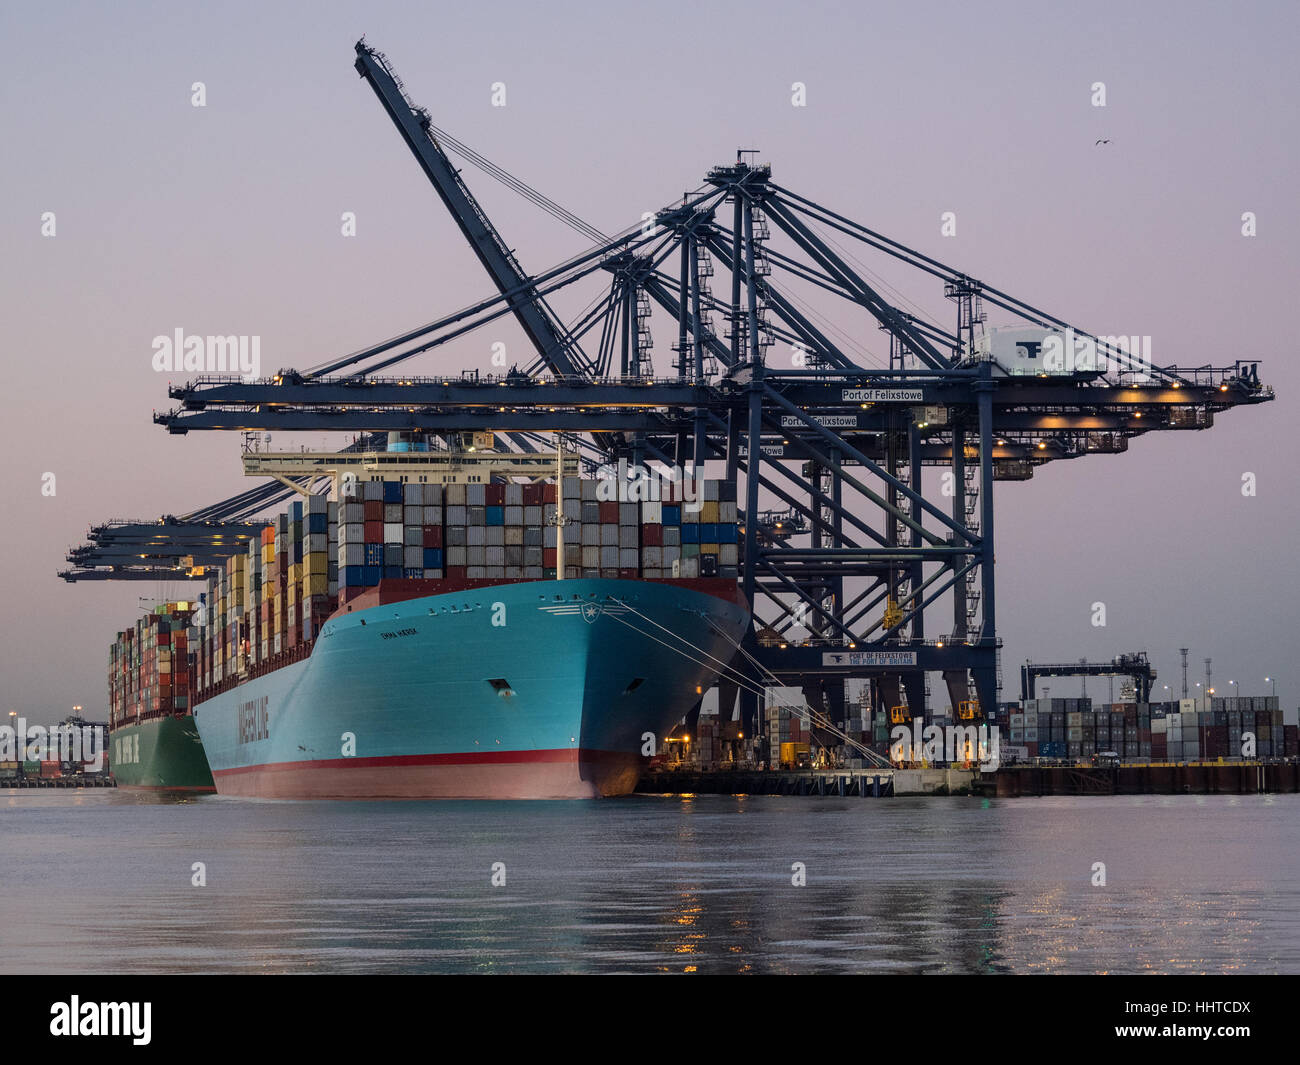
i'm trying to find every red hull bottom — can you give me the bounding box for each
[211,750,641,800]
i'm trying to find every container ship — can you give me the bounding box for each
[108,604,215,791]
[187,452,750,799]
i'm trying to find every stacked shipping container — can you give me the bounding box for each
[108,603,197,729]
[196,474,739,696]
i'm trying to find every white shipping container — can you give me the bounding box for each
[619,549,639,568]
[383,523,403,544]
[641,501,662,523]
[446,484,467,506]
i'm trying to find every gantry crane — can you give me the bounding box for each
[66,41,1273,744]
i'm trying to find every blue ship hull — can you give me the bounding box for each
[193,578,749,799]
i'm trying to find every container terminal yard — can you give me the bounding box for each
[54,40,1285,801]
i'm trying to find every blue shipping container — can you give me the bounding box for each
[680,524,699,544]
[662,505,681,525]
[486,506,505,526]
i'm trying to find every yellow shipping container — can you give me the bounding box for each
[289,563,303,584]
[700,501,720,522]
[701,543,719,555]
[304,552,329,577]
[304,573,330,597]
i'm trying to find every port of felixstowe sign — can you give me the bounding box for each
[841,389,924,402]
[822,651,918,667]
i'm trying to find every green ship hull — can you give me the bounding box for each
[110,715,214,791]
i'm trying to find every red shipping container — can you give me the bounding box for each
[543,548,557,567]
[543,484,557,503]
[599,502,619,523]
[423,526,442,548]
[641,524,662,546]
[364,520,383,542]
[619,568,639,579]
[363,500,383,522]
[522,484,542,505]
[445,566,467,581]
[485,484,505,505]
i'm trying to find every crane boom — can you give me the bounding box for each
[354,41,588,377]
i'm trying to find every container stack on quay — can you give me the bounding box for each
[1000,695,1292,762]
[108,603,197,729]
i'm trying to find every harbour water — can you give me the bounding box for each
[2,790,1297,974]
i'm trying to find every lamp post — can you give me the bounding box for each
[1266,676,1276,698]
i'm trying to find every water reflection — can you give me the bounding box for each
[0,792,1295,973]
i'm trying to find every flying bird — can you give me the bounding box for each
[1095,139,1111,146]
